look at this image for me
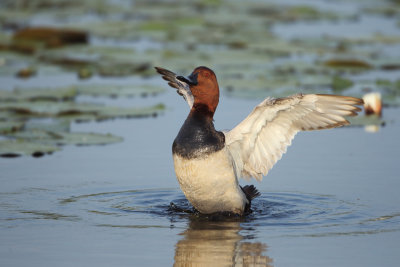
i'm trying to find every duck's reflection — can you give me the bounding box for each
[174,219,273,266]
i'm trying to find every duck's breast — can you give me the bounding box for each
[173,147,246,214]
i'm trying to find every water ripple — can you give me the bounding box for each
[54,188,400,237]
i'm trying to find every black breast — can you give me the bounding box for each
[172,114,225,159]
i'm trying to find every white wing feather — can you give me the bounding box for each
[225,94,363,181]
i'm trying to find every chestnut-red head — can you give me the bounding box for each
[177,66,219,117]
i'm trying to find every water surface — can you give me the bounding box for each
[1,87,400,266]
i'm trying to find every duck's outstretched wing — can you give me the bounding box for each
[155,67,194,108]
[225,94,363,181]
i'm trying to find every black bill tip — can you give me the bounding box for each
[177,73,198,86]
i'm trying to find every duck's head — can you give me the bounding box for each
[177,66,219,116]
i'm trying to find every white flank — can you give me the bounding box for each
[173,148,247,214]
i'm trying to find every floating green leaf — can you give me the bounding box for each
[16,66,37,78]
[77,68,93,79]
[8,129,123,146]
[0,101,165,121]
[323,59,372,69]
[52,132,123,146]
[332,76,354,92]
[13,27,88,48]
[0,84,164,102]
[0,101,101,117]
[37,46,152,77]
[24,119,70,133]
[0,87,77,102]
[0,121,24,134]
[77,84,165,98]
[347,115,386,127]
[96,104,165,120]
[0,139,60,158]
[97,61,151,77]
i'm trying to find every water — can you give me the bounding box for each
[1,86,400,266]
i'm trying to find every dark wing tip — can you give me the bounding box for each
[155,66,181,89]
[154,66,164,75]
[168,82,179,89]
[155,66,176,77]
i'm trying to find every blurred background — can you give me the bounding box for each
[1,0,398,154]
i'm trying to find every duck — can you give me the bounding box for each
[156,66,363,216]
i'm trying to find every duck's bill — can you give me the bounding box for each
[176,72,198,86]
[155,66,194,108]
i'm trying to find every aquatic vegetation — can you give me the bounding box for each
[13,27,88,48]
[77,84,165,98]
[0,100,165,120]
[0,0,399,157]
[323,59,372,69]
[0,121,24,134]
[0,87,77,101]
[347,114,385,128]
[332,76,354,93]
[15,66,37,78]
[9,130,124,146]
[0,139,60,157]
[0,81,165,156]
[0,94,164,156]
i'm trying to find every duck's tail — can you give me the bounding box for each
[242,185,260,201]
[241,185,260,214]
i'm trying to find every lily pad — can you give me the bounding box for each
[0,101,101,117]
[53,132,123,146]
[13,27,88,48]
[97,61,151,77]
[0,121,24,134]
[38,49,97,69]
[0,83,164,102]
[8,129,123,146]
[248,3,339,22]
[371,57,400,70]
[323,59,372,69]
[0,110,15,120]
[37,46,152,77]
[0,101,165,121]
[332,76,354,92]
[77,68,93,79]
[96,104,165,120]
[347,115,386,127]
[376,79,400,91]
[16,66,37,78]
[0,139,60,158]
[77,84,165,98]
[24,119,70,132]
[0,87,77,102]
[222,71,334,98]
